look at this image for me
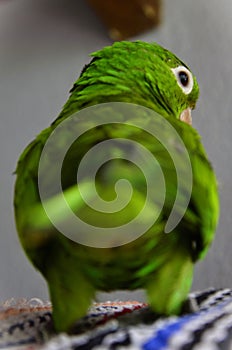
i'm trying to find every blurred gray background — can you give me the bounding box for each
[1,0,232,302]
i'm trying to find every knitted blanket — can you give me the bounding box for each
[1,288,232,349]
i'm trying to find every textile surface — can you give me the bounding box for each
[1,288,232,349]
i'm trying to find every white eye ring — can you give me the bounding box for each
[171,65,194,95]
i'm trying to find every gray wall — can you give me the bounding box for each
[1,0,232,302]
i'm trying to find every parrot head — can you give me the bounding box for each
[74,41,199,124]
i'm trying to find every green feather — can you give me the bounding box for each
[14,41,218,332]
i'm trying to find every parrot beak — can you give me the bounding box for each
[180,107,192,125]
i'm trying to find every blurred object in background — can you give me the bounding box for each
[86,0,161,40]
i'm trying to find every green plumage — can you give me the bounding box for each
[14,41,219,332]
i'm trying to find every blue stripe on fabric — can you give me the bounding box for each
[142,314,198,350]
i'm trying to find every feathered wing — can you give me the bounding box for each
[14,105,218,331]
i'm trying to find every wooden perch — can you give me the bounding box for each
[86,0,162,40]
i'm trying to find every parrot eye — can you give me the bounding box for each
[171,66,194,95]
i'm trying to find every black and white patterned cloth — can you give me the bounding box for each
[1,288,232,349]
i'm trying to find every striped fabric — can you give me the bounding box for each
[1,288,232,349]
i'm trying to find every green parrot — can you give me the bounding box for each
[14,41,219,332]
